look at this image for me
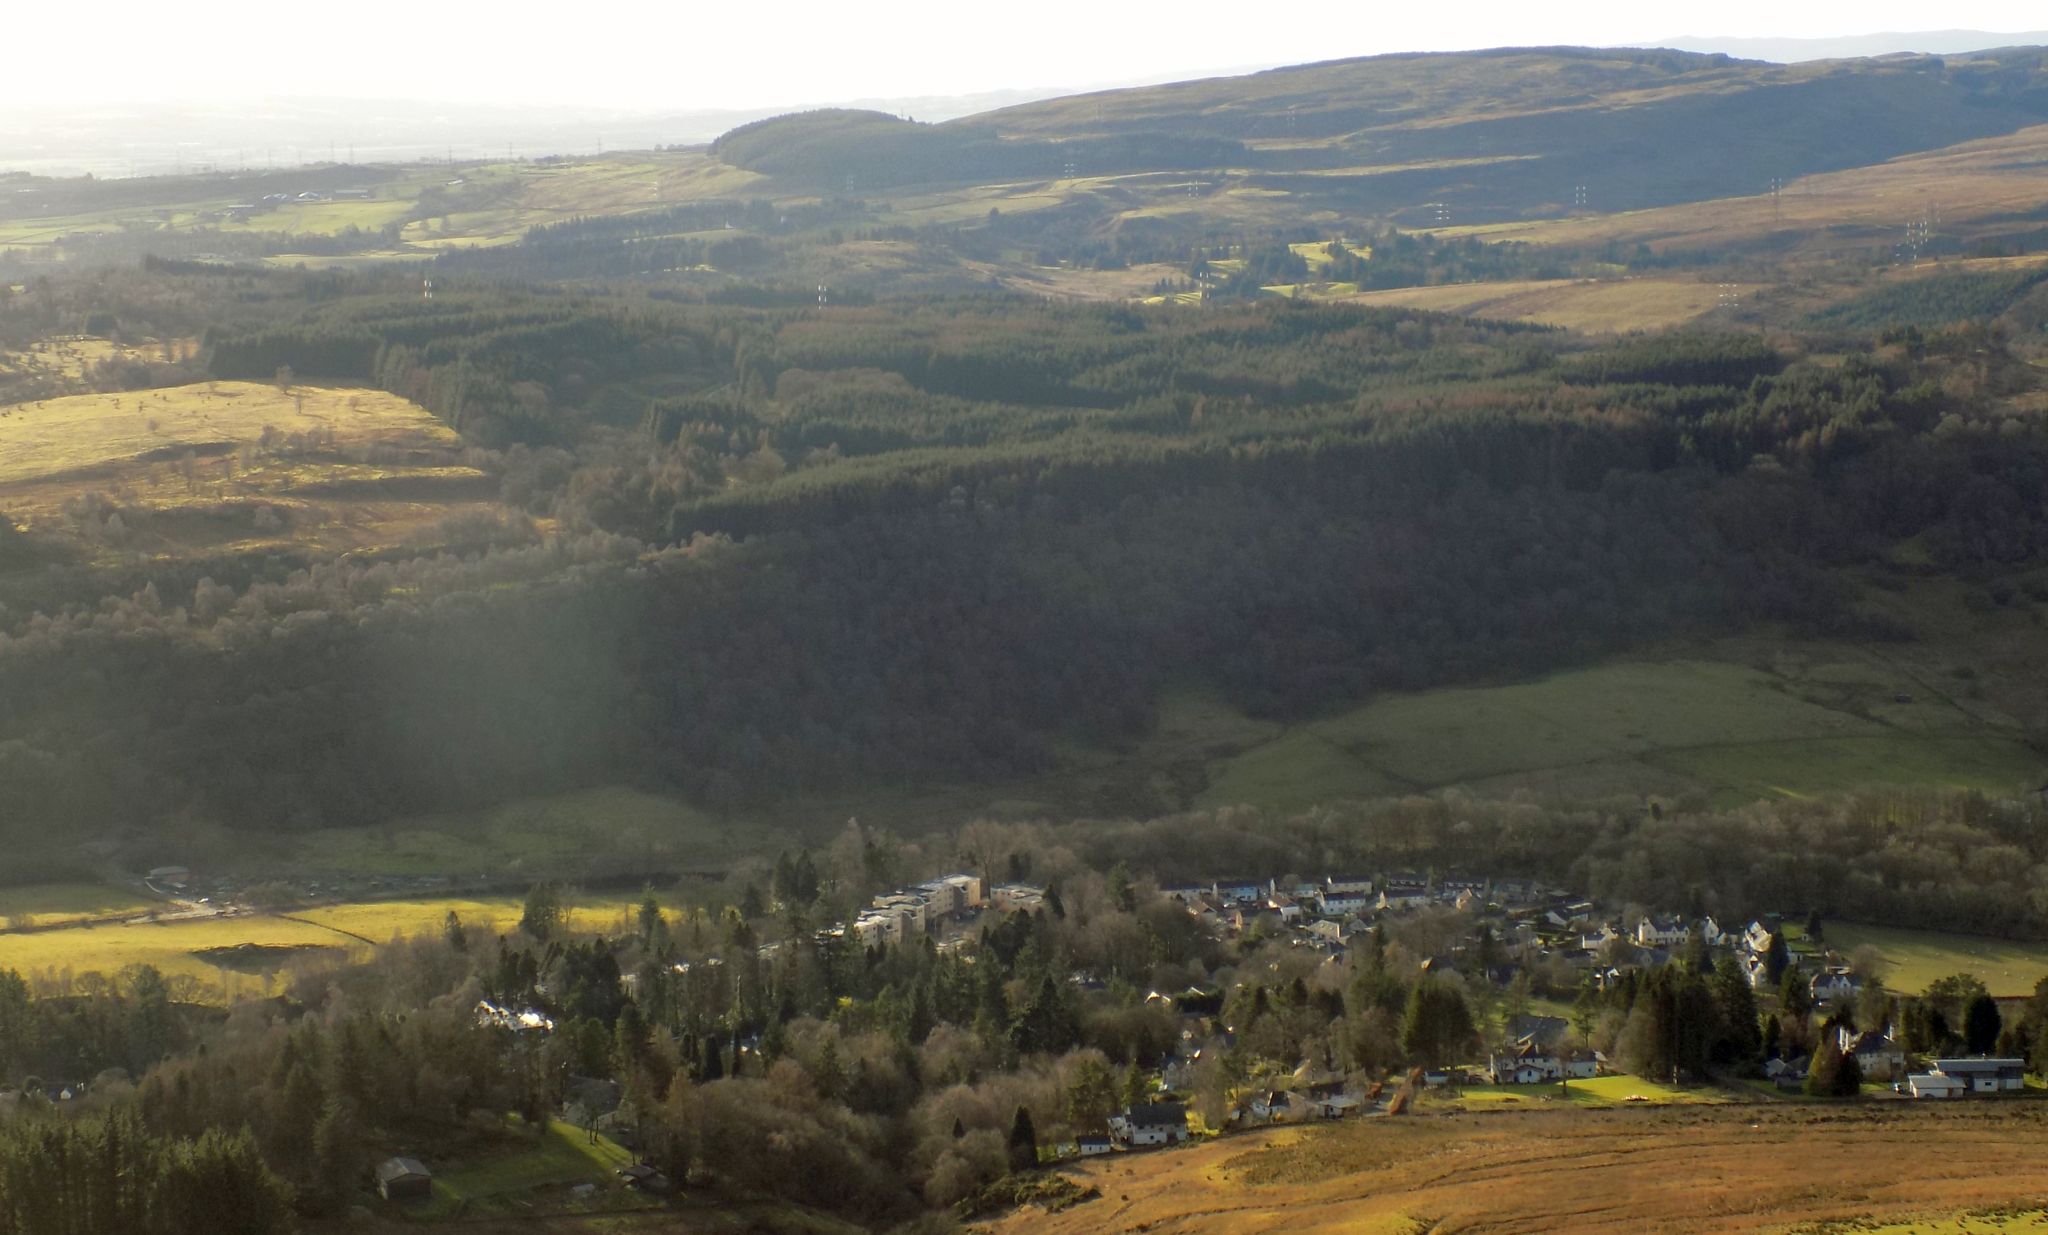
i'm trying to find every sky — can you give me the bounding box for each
[7,0,2048,110]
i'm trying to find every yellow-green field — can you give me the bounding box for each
[0,883,159,928]
[0,380,507,557]
[1439,1074,1731,1110]
[0,891,693,1002]
[1811,923,2048,998]
[1340,276,1757,332]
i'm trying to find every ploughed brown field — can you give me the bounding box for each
[981,1104,2048,1235]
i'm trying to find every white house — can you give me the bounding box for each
[1317,889,1371,916]
[1809,967,1861,1004]
[1743,920,1777,956]
[1076,1134,1113,1156]
[1109,1102,1189,1147]
[1377,887,1429,912]
[1697,916,1728,947]
[1634,916,1688,948]
[1837,1028,1906,1080]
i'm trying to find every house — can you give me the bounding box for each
[1324,874,1374,897]
[1908,1071,1968,1099]
[1930,1058,2027,1094]
[1764,1055,1808,1088]
[1838,1028,1906,1080]
[1314,1093,1360,1118]
[1212,879,1265,904]
[1581,922,1621,951]
[1634,916,1688,948]
[376,1158,433,1201]
[617,1163,672,1193]
[1697,916,1728,947]
[1109,1102,1189,1147]
[1250,1090,1294,1120]
[1303,919,1346,945]
[1377,886,1429,913]
[1489,1038,1562,1085]
[1076,1134,1113,1156]
[1317,889,1372,916]
[1743,920,1777,957]
[1809,967,1861,1004]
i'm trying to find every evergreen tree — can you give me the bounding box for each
[1007,1105,1039,1173]
[1400,976,1476,1068]
[1964,992,2004,1055]
[520,883,563,941]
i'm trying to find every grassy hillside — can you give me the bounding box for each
[983,1106,2048,1235]
[963,46,2048,217]
[0,380,507,559]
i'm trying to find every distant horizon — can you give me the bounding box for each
[5,5,2048,112]
[5,26,2047,181]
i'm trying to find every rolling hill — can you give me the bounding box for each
[721,46,2048,223]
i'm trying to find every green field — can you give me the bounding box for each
[0,889,691,1002]
[1442,1075,1732,1111]
[281,785,763,878]
[414,1118,648,1220]
[1810,923,2048,997]
[0,883,158,928]
[1193,650,2041,812]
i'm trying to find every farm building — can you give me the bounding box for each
[1929,1058,2027,1093]
[1907,1072,1967,1099]
[1076,1134,1113,1156]
[376,1157,433,1201]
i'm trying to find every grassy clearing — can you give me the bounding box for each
[0,888,685,1003]
[417,1118,648,1219]
[1341,277,1755,332]
[0,913,365,1000]
[0,884,158,928]
[281,786,761,879]
[991,1104,2048,1235]
[1438,1075,1731,1111]
[0,380,507,558]
[1816,923,2048,997]
[1192,645,2042,811]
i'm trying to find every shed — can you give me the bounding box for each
[376,1157,433,1201]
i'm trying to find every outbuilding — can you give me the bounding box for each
[376,1157,433,1201]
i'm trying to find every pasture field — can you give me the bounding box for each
[1808,923,2048,998]
[1340,276,1759,332]
[278,785,763,879]
[414,1118,651,1220]
[0,912,365,999]
[0,380,504,557]
[1437,1074,1732,1111]
[984,1104,2048,1235]
[1193,648,2040,813]
[0,888,690,1002]
[0,883,159,928]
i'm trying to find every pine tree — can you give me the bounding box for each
[1965,992,2004,1055]
[1007,1105,1039,1173]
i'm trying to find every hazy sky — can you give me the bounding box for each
[9,0,2048,110]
